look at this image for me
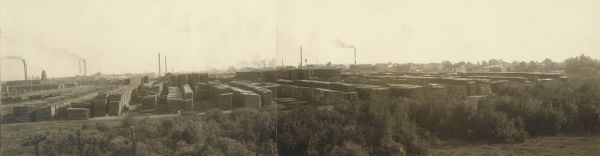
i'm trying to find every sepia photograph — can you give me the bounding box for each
[1,0,600,155]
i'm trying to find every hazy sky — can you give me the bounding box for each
[2,0,600,80]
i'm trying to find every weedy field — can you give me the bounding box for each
[3,119,599,156]
[432,136,600,156]
[1,120,122,155]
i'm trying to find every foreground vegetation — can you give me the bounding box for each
[432,136,600,156]
[3,77,600,155]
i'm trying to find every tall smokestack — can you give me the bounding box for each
[353,47,356,67]
[299,46,303,68]
[158,53,161,76]
[22,60,27,80]
[83,59,87,76]
[78,61,81,75]
[164,55,167,74]
[353,47,357,73]
[41,70,47,80]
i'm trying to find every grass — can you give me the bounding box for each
[3,115,600,155]
[1,119,122,155]
[432,135,600,156]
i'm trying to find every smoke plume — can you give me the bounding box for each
[336,40,355,48]
[1,55,25,61]
[61,49,84,61]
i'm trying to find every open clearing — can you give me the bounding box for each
[432,136,600,156]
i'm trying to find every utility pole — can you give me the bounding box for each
[79,61,82,75]
[164,55,167,75]
[299,46,303,68]
[126,126,137,156]
[22,133,48,156]
[77,129,83,156]
[353,47,356,67]
[83,59,87,76]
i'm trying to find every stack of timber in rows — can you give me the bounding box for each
[181,84,194,111]
[277,79,295,86]
[355,85,391,102]
[140,83,160,110]
[446,85,469,98]
[53,102,72,120]
[369,76,492,98]
[66,108,90,120]
[193,82,210,111]
[107,93,123,116]
[14,101,72,122]
[464,76,528,83]
[141,94,158,110]
[194,82,210,100]
[330,82,356,92]
[309,88,338,105]
[208,83,233,110]
[279,85,299,99]
[70,101,91,109]
[298,86,311,101]
[62,82,79,88]
[13,106,36,123]
[33,105,55,122]
[467,82,492,96]
[156,83,169,113]
[289,70,300,81]
[69,101,92,118]
[490,80,510,93]
[167,75,178,87]
[279,85,311,101]
[427,84,448,97]
[229,86,261,109]
[235,71,261,82]
[187,73,209,91]
[166,87,184,114]
[458,72,562,82]
[140,84,162,109]
[177,74,188,87]
[123,78,131,85]
[311,68,342,79]
[142,75,149,83]
[262,70,277,82]
[229,81,273,108]
[275,70,291,81]
[295,80,332,89]
[267,69,314,81]
[387,84,424,98]
[93,93,108,117]
[465,95,486,112]
[278,80,358,105]
[255,82,279,98]
[106,86,134,116]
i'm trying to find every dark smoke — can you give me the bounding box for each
[1,56,25,61]
[336,40,355,48]
[62,49,84,61]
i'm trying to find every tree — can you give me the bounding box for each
[441,61,453,72]
[527,61,539,72]
[542,58,555,72]
[565,54,600,75]
[515,61,528,72]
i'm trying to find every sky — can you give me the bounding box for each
[2,0,600,81]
